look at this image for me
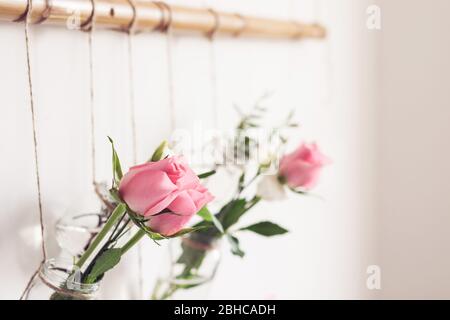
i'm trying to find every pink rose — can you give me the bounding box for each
[119,156,214,236]
[279,143,330,190]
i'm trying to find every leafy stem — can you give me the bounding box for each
[75,203,126,269]
[120,229,146,255]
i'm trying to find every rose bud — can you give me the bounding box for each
[119,156,214,236]
[278,142,330,190]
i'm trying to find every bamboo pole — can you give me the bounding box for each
[0,0,326,39]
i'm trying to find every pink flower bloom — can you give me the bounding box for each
[279,142,330,190]
[119,156,214,236]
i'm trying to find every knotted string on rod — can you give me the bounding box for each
[0,0,326,39]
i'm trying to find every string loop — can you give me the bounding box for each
[15,0,53,23]
[80,0,96,31]
[292,21,304,39]
[153,1,172,32]
[233,13,247,37]
[206,8,220,39]
[126,0,137,34]
[34,0,52,25]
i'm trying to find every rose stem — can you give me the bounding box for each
[120,229,146,255]
[75,203,127,269]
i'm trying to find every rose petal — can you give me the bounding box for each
[143,190,180,216]
[167,191,198,215]
[283,161,321,189]
[187,187,215,211]
[119,169,177,214]
[147,212,194,236]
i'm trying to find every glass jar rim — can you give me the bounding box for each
[56,212,106,234]
[181,234,222,251]
[39,258,100,295]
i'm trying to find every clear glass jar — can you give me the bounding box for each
[55,210,109,257]
[25,258,100,300]
[55,182,118,258]
[152,235,222,300]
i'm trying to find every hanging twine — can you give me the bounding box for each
[316,0,333,107]
[88,32,97,184]
[125,0,144,299]
[82,2,123,210]
[287,0,299,95]
[127,0,138,165]
[166,29,176,133]
[19,0,47,300]
[82,0,97,186]
[206,8,219,128]
[83,1,116,209]
[166,39,176,132]
[154,1,176,133]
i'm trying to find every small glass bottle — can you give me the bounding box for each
[55,182,117,257]
[152,234,222,300]
[55,210,109,257]
[25,258,99,300]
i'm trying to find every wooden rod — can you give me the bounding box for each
[0,0,326,39]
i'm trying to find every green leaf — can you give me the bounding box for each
[108,137,123,184]
[150,140,168,162]
[197,170,216,179]
[219,196,261,231]
[219,199,247,231]
[239,221,288,237]
[226,234,245,258]
[288,187,308,195]
[174,282,203,290]
[138,224,166,242]
[168,226,206,238]
[197,207,224,234]
[237,172,245,192]
[210,215,224,234]
[288,187,324,201]
[197,206,213,222]
[85,248,122,284]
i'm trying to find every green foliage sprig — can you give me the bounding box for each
[155,99,303,300]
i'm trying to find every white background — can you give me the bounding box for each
[0,0,449,299]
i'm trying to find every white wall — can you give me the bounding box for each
[0,0,379,299]
[377,0,450,299]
